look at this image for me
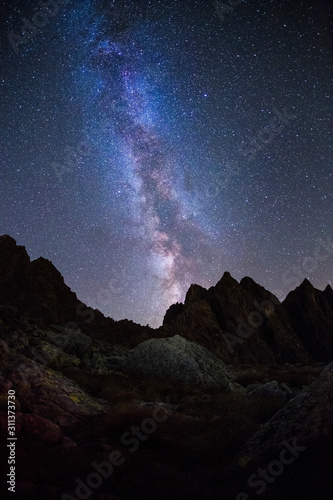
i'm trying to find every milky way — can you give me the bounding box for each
[1,0,332,327]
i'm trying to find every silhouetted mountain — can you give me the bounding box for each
[0,235,332,500]
[0,234,153,346]
[1,235,332,364]
[283,279,333,361]
[162,271,319,365]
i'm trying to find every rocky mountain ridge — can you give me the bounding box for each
[1,234,332,367]
[0,234,154,346]
[162,271,333,366]
[0,235,332,499]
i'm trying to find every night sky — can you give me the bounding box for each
[1,0,332,327]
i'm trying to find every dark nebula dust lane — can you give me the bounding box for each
[0,0,331,326]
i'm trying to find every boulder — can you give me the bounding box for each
[44,328,92,357]
[121,335,236,388]
[3,355,110,424]
[246,380,293,400]
[219,363,333,500]
[238,361,333,460]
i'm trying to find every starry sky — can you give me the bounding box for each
[1,0,332,327]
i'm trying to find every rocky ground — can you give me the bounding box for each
[0,235,332,499]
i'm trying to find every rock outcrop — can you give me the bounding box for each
[283,279,333,361]
[1,236,331,366]
[0,235,154,346]
[0,235,332,500]
[225,362,333,500]
[0,235,80,325]
[120,334,237,388]
[239,362,333,457]
[245,380,293,400]
[161,272,312,365]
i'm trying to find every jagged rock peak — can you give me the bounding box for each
[240,276,280,303]
[0,234,30,282]
[184,283,208,307]
[324,284,333,303]
[0,234,29,256]
[163,302,185,325]
[283,278,316,303]
[0,234,17,244]
[31,257,66,283]
[283,278,333,361]
[300,278,315,289]
[215,271,238,289]
[240,276,259,288]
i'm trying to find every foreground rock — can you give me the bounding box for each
[219,362,333,499]
[246,380,293,400]
[0,234,332,499]
[2,355,110,425]
[1,235,332,366]
[239,362,333,459]
[119,334,237,388]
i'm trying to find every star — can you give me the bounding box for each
[0,0,331,327]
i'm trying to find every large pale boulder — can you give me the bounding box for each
[121,334,236,388]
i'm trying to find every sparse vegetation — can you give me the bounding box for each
[60,365,288,470]
[1,234,332,499]
[62,367,184,404]
[234,365,321,388]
